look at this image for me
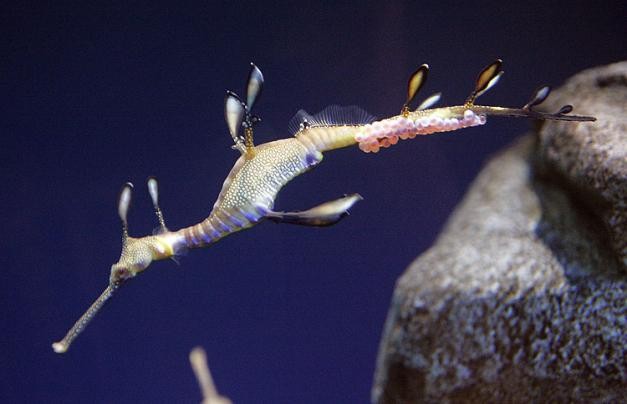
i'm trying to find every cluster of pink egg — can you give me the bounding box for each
[356,109,486,153]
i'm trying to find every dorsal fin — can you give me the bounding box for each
[288,105,376,136]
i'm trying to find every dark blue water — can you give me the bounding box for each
[1,1,624,402]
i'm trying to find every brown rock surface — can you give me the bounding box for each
[372,63,627,403]
[539,61,627,269]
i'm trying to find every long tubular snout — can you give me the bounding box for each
[52,283,119,353]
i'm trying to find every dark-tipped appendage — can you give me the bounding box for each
[224,91,246,148]
[524,85,552,110]
[467,59,503,105]
[246,63,264,112]
[404,64,429,110]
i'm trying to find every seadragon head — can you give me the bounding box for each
[109,180,176,283]
[53,178,173,353]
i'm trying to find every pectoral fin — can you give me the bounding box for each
[266,194,363,227]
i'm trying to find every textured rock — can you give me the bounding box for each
[539,61,627,269]
[372,62,627,403]
[372,137,626,403]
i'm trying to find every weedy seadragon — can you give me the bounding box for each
[52,60,595,353]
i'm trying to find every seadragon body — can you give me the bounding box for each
[52,60,595,353]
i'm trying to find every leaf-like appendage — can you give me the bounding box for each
[224,91,245,142]
[405,64,429,107]
[246,63,264,112]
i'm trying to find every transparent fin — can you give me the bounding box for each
[246,63,264,112]
[404,64,429,108]
[288,105,376,136]
[266,194,362,226]
[416,92,442,111]
[170,255,182,266]
[152,226,165,235]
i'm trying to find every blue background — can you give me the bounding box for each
[1,1,624,402]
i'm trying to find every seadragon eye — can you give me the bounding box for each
[111,265,130,283]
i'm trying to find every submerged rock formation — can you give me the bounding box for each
[372,62,627,403]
